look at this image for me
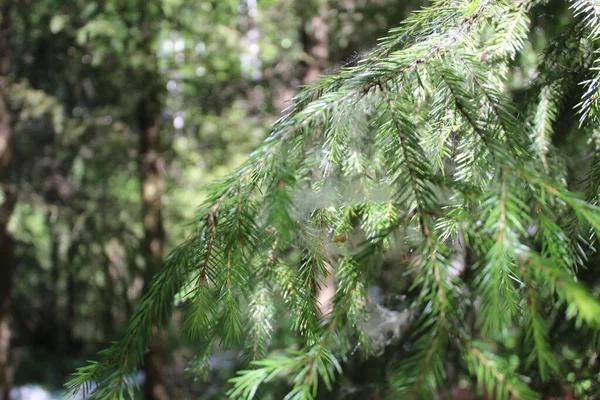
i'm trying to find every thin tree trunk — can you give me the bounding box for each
[47,210,66,353]
[138,70,168,400]
[132,2,169,396]
[100,183,115,339]
[0,199,14,400]
[65,240,78,349]
[0,2,14,398]
[46,210,67,386]
[301,1,329,85]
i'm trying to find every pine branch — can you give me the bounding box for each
[520,266,559,381]
[391,322,447,399]
[379,81,432,236]
[485,0,531,62]
[67,2,600,399]
[65,241,192,398]
[531,85,560,172]
[571,0,600,123]
[461,338,539,400]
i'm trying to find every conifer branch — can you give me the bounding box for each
[378,81,430,236]
[531,85,559,172]
[571,0,600,123]
[66,2,600,399]
[462,339,538,400]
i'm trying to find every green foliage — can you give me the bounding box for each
[67,0,600,398]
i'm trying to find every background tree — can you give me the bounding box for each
[0,1,15,398]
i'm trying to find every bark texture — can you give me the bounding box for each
[0,1,14,398]
[301,1,329,85]
[138,72,168,400]
[0,198,14,400]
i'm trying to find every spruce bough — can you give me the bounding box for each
[68,0,600,398]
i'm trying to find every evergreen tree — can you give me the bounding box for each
[68,0,600,398]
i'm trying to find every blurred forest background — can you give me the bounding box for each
[0,0,428,398]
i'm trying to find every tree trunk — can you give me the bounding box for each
[0,198,14,400]
[301,1,329,85]
[65,240,78,350]
[0,2,15,398]
[138,73,168,400]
